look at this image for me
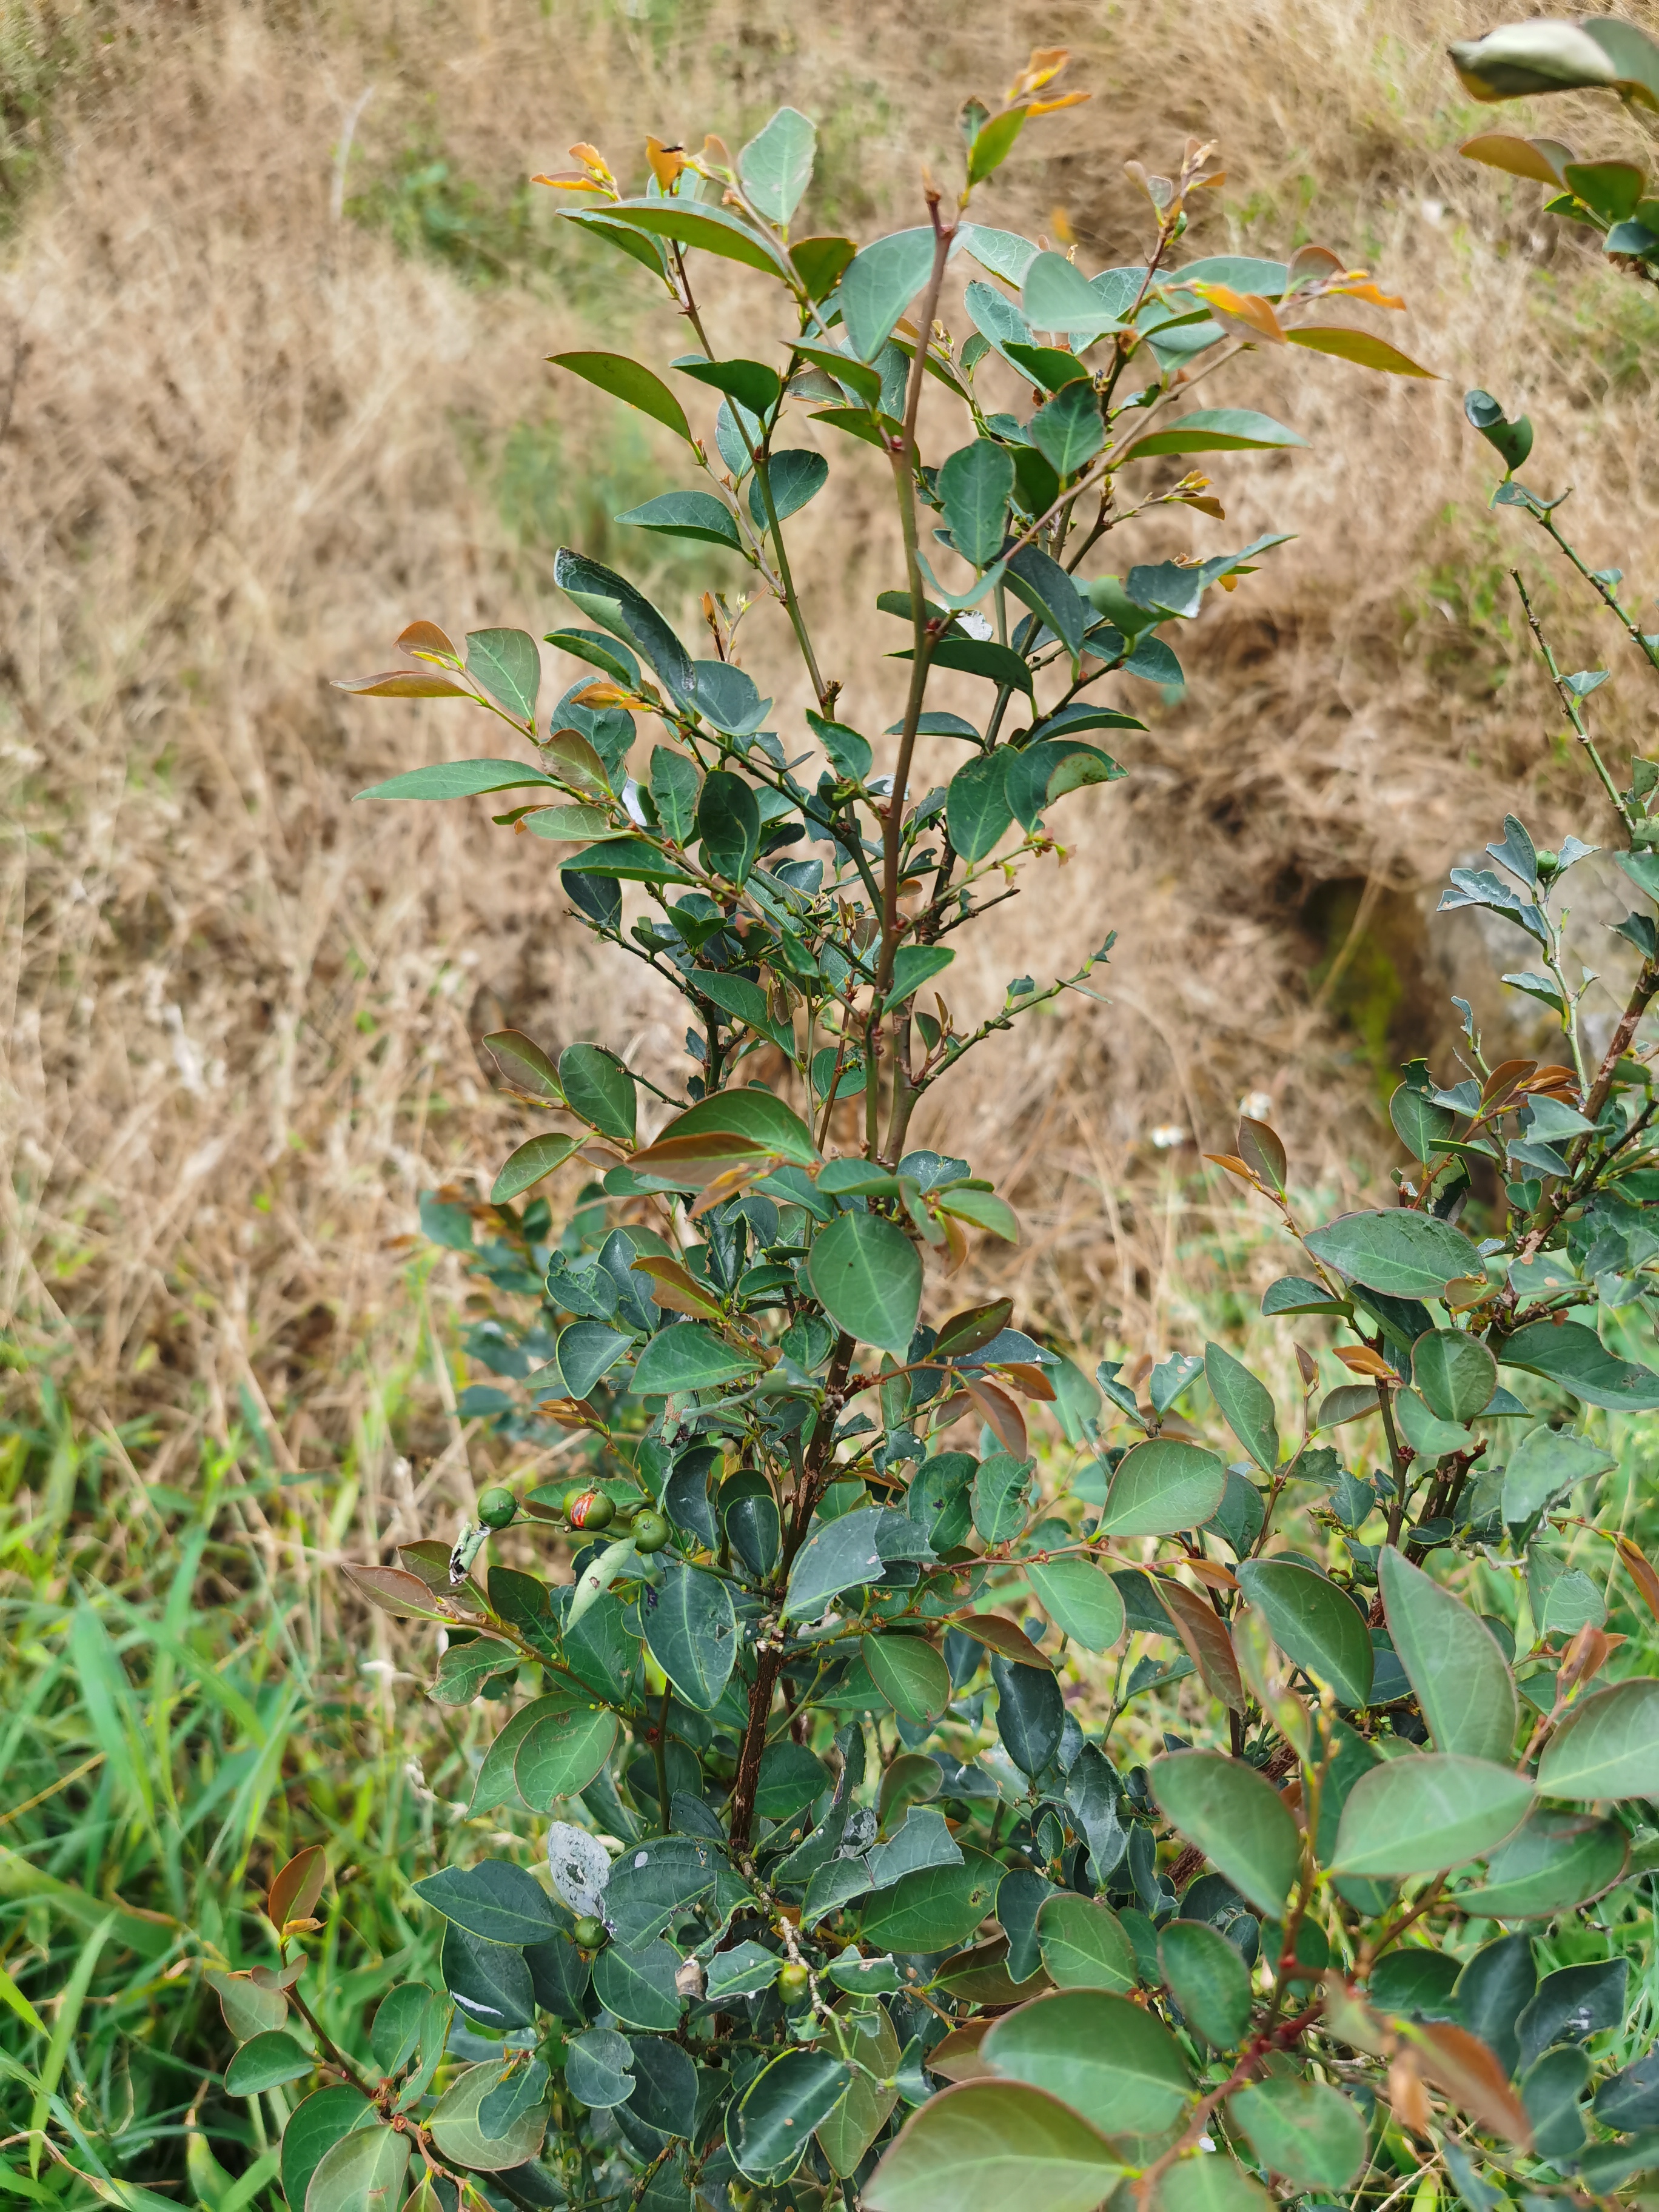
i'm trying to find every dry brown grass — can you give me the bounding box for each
[5,0,1659,1488]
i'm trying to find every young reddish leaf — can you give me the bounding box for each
[962,1376,1028,1460]
[1236,1117,1288,1194]
[332,669,472,699]
[1615,1533,1659,1623]
[1458,132,1573,186]
[1286,327,1439,378]
[934,1299,1015,1359]
[1409,2022,1533,2147]
[267,1845,327,1936]
[1155,1578,1247,1711]
[398,620,459,661]
[951,1612,1054,1671]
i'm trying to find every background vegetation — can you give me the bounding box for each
[4,3,1659,2208]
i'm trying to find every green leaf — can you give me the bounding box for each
[1004,546,1091,671]
[558,1042,635,1144]
[1028,383,1104,478]
[430,1635,517,1706]
[752,448,828,524]
[817,2000,901,2178]
[865,1635,952,1724]
[565,2026,633,2108]
[1500,1425,1614,1530]
[1412,1328,1498,1423]
[1227,2080,1367,2190]
[598,198,794,280]
[514,1702,618,1808]
[947,753,1013,862]
[937,440,1015,569]
[483,1028,563,1104]
[443,1922,534,2033]
[631,1322,762,1396]
[982,1989,1191,2135]
[1026,1557,1125,1652]
[1121,408,1305,461]
[548,351,694,443]
[563,835,693,883]
[890,945,955,1004]
[303,2123,409,2212]
[491,1132,581,1204]
[739,106,817,224]
[413,1858,558,1946]
[1158,1920,1253,2048]
[972,1452,1031,1543]
[841,228,938,361]
[1460,1807,1628,1917]
[1332,1754,1533,1875]
[204,1968,287,2044]
[1021,252,1124,340]
[1236,1560,1373,1709]
[904,635,1035,695]
[808,1212,921,1352]
[1303,1208,1481,1298]
[1536,1677,1659,1800]
[696,769,762,885]
[675,355,783,416]
[1390,1084,1456,1164]
[866,2080,1126,2212]
[1156,2155,1273,2212]
[281,2089,369,2212]
[224,2031,313,2096]
[783,1506,890,1620]
[1097,1439,1227,1538]
[968,104,1028,186]
[1379,1547,1517,1761]
[616,491,742,550]
[465,629,541,723]
[649,746,701,842]
[647,1090,819,1167]
[645,1562,738,1710]
[591,1937,685,2031]
[1500,1318,1659,1409]
[555,546,695,703]
[1523,2043,1589,2164]
[993,1654,1064,1775]
[603,1834,724,1943]
[1203,1342,1279,1473]
[429,2057,549,2171]
[860,1849,1004,1950]
[1035,1894,1137,1992]
[1149,1751,1301,1917]
[731,2050,853,2184]
[556,1321,634,1400]
[354,759,554,803]
[1285,326,1439,377]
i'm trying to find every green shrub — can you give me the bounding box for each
[229,44,1659,2212]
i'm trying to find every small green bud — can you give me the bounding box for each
[1535,847,1560,877]
[477,1486,517,1530]
[572,1915,606,1949]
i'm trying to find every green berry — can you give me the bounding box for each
[568,1489,614,1532]
[776,1960,809,2003]
[631,1509,670,1554]
[572,1915,606,1949]
[1535,848,1560,877]
[477,1486,517,1530]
